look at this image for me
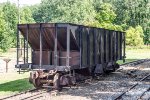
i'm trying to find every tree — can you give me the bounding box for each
[126,25,144,46]
[2,2,18,48]
[20,6,35,23]
[2,2,18,31]
[0,8,13,51]
[30,4,42,23]
[95,3,116,24]
[86,2,123,31]
[113,0,150,44]
[32,0,96,24]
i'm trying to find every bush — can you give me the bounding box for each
[126,25,144,46]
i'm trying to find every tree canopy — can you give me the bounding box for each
[0,0,149,51]
[33,0,96,23]
[126,26,144,46]
[0,2,34,51]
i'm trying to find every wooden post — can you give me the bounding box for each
[3,59,11,73]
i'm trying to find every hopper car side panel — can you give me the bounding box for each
[16,23,125,74]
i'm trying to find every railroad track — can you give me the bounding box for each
[120,59,150,66]
[0,89,37,100]
[0,88,47,100]
[116,59,150,73]
[114,59,150,100]
[114,74,150,100]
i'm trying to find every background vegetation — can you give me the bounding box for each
[0,0,150,51]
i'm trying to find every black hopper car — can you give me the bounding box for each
[16,23,125,90]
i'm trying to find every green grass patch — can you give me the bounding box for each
[118,46,150,64]
[117,59,137,64]
[126,45,150,50]
[0,78,33,96]
[126,49,150,59]
[0,73,34,96]
[0,73,30,84]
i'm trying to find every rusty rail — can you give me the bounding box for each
[0,89,38,100]
[114,69,150,100]
[120,59,150,66]
[114,59,150,100]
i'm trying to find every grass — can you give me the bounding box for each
[0,48,33,97]
[0,73,34,96]
[0,48,16,59]
[125,49,150,59]
[117,46,150,64]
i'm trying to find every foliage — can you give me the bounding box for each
[112,0,150,44]
[29,4,41,22]
[0,2,18,51]
[32,0,96,23]
[0,0,150,52]
[20,6,35,23]
[0,2,35,52]
[0,73,33,96]
[126,25,144,46]
[2,2,18,31]
[95,3,116,23]
[86,3,123,31]
[0,8,13,52]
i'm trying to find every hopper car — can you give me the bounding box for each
[16,23,125,90]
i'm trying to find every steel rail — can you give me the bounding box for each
[25,95,43,100]
[120,59,150,66]
[137,87,150,100]
[20,91,46,100]
[114,73,150,100]
[0,88,38,100]
[114,59,150,100]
